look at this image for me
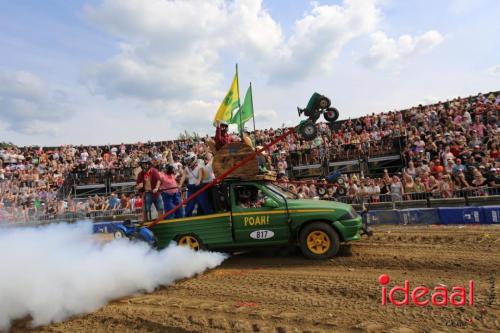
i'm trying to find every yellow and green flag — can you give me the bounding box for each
[213,73,239,125]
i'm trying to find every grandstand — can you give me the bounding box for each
[0,91,499,222]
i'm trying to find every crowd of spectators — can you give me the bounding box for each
[1,91,499,222]
[279,92,500,203]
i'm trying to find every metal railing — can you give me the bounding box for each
[2,187,499,225]
[327,186,500,205]
[70,167,136,185]
[287,138,402,166]
[0,207,142,224]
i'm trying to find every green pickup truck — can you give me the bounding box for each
[151,180,363,259]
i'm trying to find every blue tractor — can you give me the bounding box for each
[113,219,158,248]
[316,170,347,197]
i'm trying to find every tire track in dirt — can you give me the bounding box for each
[15,225,500,333]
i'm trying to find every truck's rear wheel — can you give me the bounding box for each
[177,234,203,251]
[299,222,340,259]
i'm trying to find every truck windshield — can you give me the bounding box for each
[266,183,299,199]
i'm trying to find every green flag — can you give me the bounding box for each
[230,85,253,132]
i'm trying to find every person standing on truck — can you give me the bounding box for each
[201,152,216,211]
[179,153,213,217]
[136,157,164,221]
[159,164,184,219]
[215,121,232,150]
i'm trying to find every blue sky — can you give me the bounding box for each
[0,0,499,146]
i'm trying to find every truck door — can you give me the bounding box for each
[231,183,290,244]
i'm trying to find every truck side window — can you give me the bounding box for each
[235,185,264,209]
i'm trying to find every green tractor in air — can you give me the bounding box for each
[297,92,339,140]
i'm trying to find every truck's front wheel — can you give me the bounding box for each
[299,222,340,259]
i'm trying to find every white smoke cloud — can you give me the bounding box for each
[0,222,227,330]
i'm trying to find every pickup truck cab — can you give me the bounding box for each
[151,180,362,259]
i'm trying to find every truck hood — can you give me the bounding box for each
[285,199,352,212]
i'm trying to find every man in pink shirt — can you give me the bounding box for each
[159,164,184,219]
[136,157,164,221]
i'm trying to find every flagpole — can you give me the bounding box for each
[235,63,243,139]
[249,82,257,148]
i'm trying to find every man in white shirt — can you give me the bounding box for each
[179,153,213,217]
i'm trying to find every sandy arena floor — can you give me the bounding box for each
[12,225,500,333]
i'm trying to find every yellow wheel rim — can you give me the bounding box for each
[178,236,200,251]
[306,230,331,255]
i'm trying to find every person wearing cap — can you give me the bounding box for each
[179,153,213,217]
[136,156,164,221]
[159,164,184,219]
[214,120,232,150]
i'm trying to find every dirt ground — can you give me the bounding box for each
[13,225,500,333]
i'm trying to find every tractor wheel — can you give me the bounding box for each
[318,96,331,109]
[317,187,327,196]
[336,186,347,196]
[299,122,317,140]
[113,230,127,240]
[177,234,204,251]
[324,107,339,122]
[336,177,345,186]
[299,222,340,259]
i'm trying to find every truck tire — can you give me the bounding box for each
[177,234,204,251]
[299,222,340,259]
